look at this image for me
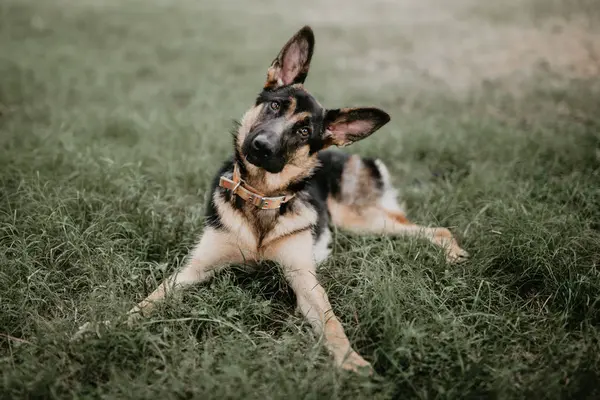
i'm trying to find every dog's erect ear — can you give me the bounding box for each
[323,108,390,147]
[264,26,315,90]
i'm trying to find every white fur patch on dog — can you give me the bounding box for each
[374,159,404,212]
[313,228,332,264]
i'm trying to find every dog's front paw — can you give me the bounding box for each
[126,307,144,327]
[446,245,469,264]
[339,350,373,376]
[71,320,112,341]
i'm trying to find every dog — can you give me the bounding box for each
[78,26,467,374]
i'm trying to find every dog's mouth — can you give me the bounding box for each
[244,151,285,174]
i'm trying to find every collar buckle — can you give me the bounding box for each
[219,164,294,210]
[259,198,273,209]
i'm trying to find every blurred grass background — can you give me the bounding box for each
[1,0,600,398]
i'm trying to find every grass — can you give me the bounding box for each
[1,0,600,398]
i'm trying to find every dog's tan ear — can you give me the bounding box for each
[324,108,390,147]
[264,26,315,90]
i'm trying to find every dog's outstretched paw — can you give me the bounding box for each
[71,320,112,341]
[446,246,469,264]
[339,351,373,376]
[126,309,143,328]
[432,228,468,264]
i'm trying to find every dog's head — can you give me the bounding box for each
[236,26,390,177]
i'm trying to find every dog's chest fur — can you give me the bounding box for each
[211,185,318,255]
[205,152,361,259]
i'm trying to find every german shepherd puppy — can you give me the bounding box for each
[85,26,467,374]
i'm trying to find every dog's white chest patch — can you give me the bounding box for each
[313,228,332,264]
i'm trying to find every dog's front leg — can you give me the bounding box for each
[128,227,250,319]
[74,227,249,338]
[264,230,372,374]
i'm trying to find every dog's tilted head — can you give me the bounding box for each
[236,26,390,180]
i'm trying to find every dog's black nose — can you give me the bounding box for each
[251,136,273,156]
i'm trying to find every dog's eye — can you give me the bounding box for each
[269,101,280,111]
[296,127,310,138]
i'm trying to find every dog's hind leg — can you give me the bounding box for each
[329,202,468,263]
[329,155,468,263]
[127,227,250,319]
[263,230,372,375]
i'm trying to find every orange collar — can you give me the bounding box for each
[218,164,295,210]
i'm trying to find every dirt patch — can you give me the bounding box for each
[264,0,600,92]
[447,18,600,81]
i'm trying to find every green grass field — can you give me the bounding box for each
[1,0,600,398]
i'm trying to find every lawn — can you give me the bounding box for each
[1,0,600,398]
